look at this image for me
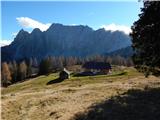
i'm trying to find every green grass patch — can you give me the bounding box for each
[2,67,141,95]
[2,73,58,94]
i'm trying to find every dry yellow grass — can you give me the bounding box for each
[1,67,160,120]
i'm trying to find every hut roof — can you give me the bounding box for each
[63,68,70,74]
[82,61,111,70]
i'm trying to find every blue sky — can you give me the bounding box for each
[1,1,143,45]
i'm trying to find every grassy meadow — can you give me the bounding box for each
[1,66,160,120]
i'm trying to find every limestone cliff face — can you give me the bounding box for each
[1,23,131,61]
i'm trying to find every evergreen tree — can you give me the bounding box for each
[26,58,33,77]
[130,1,160,77]
[38,58,52,75]
[32,57,38,67]
[12,61,18,82]
[50,56,57,72]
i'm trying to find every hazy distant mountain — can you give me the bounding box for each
[106,46,134,58]
[1,23,131,62]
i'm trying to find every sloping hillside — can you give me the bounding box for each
[1,67,160,120]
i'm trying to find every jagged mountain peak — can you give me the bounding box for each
[1,23,131,62]
[17,29,29,35]
[47,23,63,30]
[47,23,93,31]
[11,29,30,44]
[31,28,42,34]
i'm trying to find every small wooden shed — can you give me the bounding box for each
[59,68,70,80]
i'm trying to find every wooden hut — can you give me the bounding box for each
[59,68,70,80]
[82,61,111,74]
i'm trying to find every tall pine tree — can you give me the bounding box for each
[130,1,160,77]
[38,58,52,75]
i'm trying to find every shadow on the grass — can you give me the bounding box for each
[46,78,65,85]
[72,87,160,120]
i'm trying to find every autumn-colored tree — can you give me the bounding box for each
[105,56,113,64]
[17,61,27,81]
[1,62,12,87]
[93,55,104,62]
[65,56,77,67]
[8,62,14,83]
[126,58,134,67]
[56,57,63,70]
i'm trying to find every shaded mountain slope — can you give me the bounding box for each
[1,23,131,62]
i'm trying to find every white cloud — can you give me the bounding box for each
[12,32,18,37]
[101,23,132,34]
[16,17,51,31]
[70,24,78,26]
[0,40,13,47]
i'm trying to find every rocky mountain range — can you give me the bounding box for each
[106,46,133,58]
[1,23,131,62]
